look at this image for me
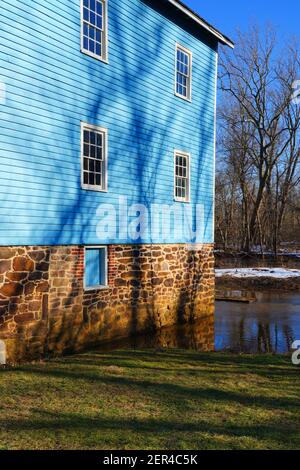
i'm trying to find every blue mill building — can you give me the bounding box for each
[0,0,233,362]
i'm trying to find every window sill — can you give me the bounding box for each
[174,198,191,204]
[81,184,108,193]
[174,92,192,103]
[81,48,109,64]
[84,285,110,292]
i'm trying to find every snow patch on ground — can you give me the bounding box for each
[216,268,300,279]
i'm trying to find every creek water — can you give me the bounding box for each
[215,291,300,354]
[96,292,300,355]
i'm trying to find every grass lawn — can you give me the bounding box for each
[0,349,299,450]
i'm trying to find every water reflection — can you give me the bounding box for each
[96,315,214,352]
[215,292,300,354]
[95,292,300,355]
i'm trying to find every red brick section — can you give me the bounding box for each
[0,244,215,362]
[108,246,117,286]
[71,247,84,279]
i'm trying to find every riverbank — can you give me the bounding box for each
[215,251,300,270]
[0,349,299,450]
[216,268,300,291]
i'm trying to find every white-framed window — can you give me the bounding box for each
[81,0,108,62]
[84,246,108,290]
[175,44,192,101]
[81,122,108,192]
[174,150,190,202]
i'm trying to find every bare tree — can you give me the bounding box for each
[216,25,300,253]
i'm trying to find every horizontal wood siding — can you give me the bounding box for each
[0,0,217,245]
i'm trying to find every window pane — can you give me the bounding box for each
[89,173,95,185]
[96,14,103,29]
[83,144,89,156]
[90,146,96,158]
[96,174,101,186]
[96,30,101,43]
[96,146,103,160]
[96,1,103,15]
[89,39,95,53]
[89,159,95,172]
[89,26,95,40]
[95,43,102,57]
[96,133,102,146]
[90,132,96,145]
[83,7,89,21]
[95,160,101,172]
[90,11,96,25]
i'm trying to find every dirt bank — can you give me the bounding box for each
[216,276,300,292]
[215,252,300,270]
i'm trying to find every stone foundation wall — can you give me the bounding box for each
[0,244,215,362]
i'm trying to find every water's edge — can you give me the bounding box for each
[93,291,300,355]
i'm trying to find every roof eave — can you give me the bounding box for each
[167,0,234,49]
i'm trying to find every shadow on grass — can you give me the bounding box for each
[6,352,299,410]
[45,349,297,376]
[0,409,298,448]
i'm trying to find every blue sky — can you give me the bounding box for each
[184,0,300,43]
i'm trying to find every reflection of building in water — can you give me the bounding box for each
[100,315,215,353]
[147,316,215,352]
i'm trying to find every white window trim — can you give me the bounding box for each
[81,121,108,193]
[174,43,192,102]
[84,246,109,291]
[174,150,191,203]
[80,0,109,63]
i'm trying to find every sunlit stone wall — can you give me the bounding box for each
[0,244,215,362]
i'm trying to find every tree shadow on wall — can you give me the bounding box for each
[0,0,217,359]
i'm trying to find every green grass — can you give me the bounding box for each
[0,350,299,450]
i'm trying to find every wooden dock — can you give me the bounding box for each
[215,291,257,303]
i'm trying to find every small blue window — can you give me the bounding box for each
[85,247,108,289]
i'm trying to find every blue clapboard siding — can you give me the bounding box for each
[0,0,218,246]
